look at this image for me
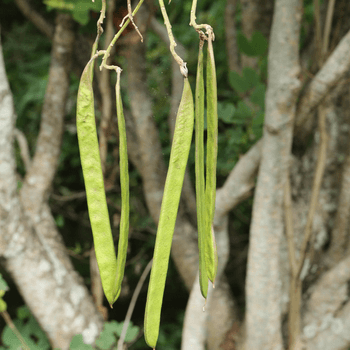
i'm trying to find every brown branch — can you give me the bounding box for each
[14,128,31,171]
[296,93,329,281]
[215,140,261,223]
[284,176,297,276]
[20,13,75,217]
[14,0,54,39]
[98,0,116,174]
[322,0,336,56]
[117,259,152,350]
[225,0,240,72]
[295,29,350,141]
[326,136,350,265]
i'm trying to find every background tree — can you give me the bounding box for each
[1,0,350,349]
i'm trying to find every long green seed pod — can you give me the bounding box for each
[144,78,194,349]
[205,34,218,285]
[195,40,209,299]
[76,58,118,306]
[113,69,130,300]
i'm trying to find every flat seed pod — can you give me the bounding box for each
[113,70,130,301]
[76,58,118,306]
[144,78,194,349]
[195,41,209,299]
[205,35,218,284]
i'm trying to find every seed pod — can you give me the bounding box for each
[76,58,118,306]
[113,69,130,300]
[205,34,218,285]
[144,78,194,349]
[195,40,209,298]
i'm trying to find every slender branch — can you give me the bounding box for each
[14,0,54,39]
[91,0,107,58]
[1,311,30,350]
[120,0,144,42]
[284,175,297,276]
[157,0,188,77]
[98,0,116,174]
[14,128,31,171]
[313,0,322,65]
[100,0,145,72]
[117,259,153,350]
[322,0,336,55]
[296,107,328,281]
[190,0,210,33]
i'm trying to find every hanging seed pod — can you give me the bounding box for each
[195,40,209,298]
[144,78,194,349]
[76,58,118,306]
[205,32,218,285]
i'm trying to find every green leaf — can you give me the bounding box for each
[17,306,31,320]
[0,274,9,292]
[234,101,252,120]
[95,323,116,350]
[44,0,102,25]
[217,102,235,124]
[250,83,266,109]
[229,68,259,94]
[70,335,94,350]
[0,299,7,313]
[237,32,255,56]
[250,31,268,56]
[237,31,268,57]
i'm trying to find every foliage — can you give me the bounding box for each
[70,320,139,349]
[0,306,50,350]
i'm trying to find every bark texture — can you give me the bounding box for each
[245,1,302,349]
[0,14,103,350]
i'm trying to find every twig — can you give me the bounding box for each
[99,0,116,174]
[296,106,328,281]
[322,0,336,56]
[91,0,107,58]
[189,0,214,40]
[156,0,188,77]
[14,0,54,39]
[284,176,297,276]
[100,0,145,72]
[120,0,144,42]
[14,128,31,171]
[313,0,322,64]
[1,311,30,350]
[117,259,153,350]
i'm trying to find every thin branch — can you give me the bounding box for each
[1,311,30,350]
[91,0,107,58]
[14,128,31,171]
[225,0,240,72]
[295,29,350,136]
[156,0,188,77]
[190,0,213,37]
[117,259,152,350]
[120,0,143,42]
[14,0,54,39]
[313,0,322,64]
[296,106,328,281]
[98,0,116,174]
[100,0,145,72]
[322,0,336,56]
[284,175,297,276]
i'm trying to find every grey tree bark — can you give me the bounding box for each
[245,0,302,349]
[0,14,103,350]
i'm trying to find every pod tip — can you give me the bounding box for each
[109,304,113,309]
